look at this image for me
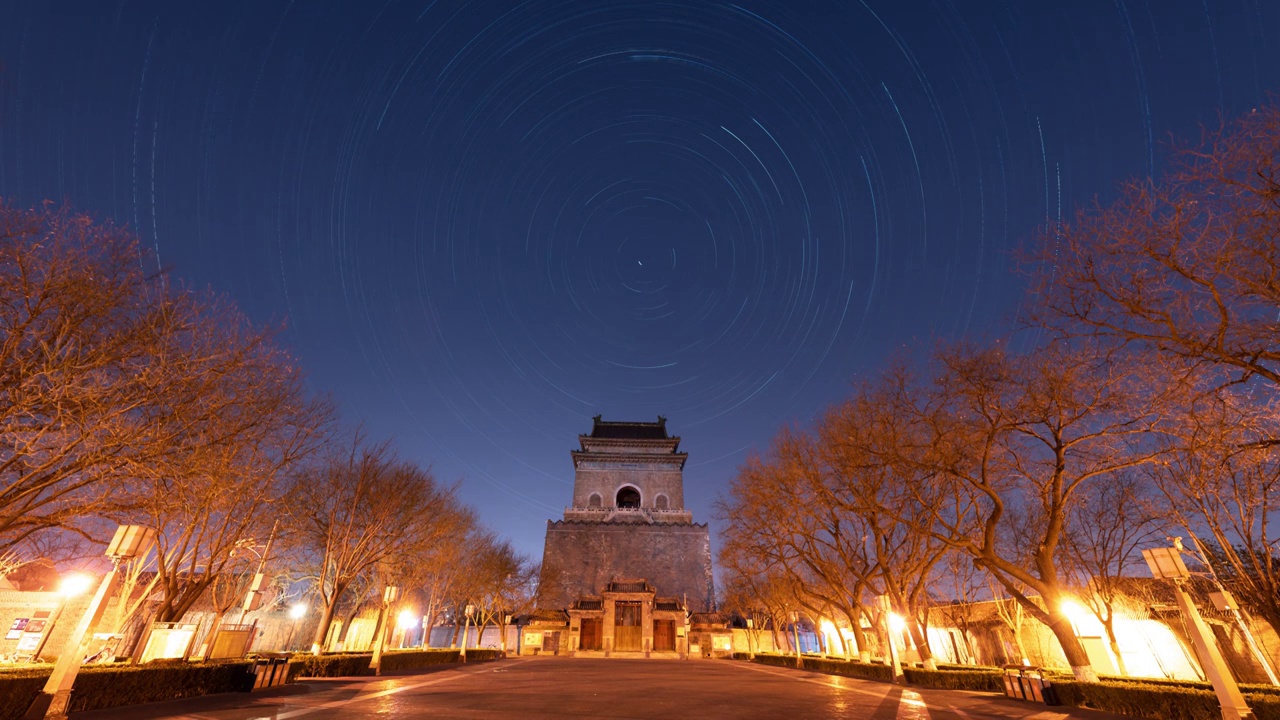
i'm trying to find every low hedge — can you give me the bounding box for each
[290,648,504,678]
[290,652,376,678]
[1095,675,1280,697]
[902,667,1005,692]
[0,661,255,720]
[752,653,896,682]
[0,670,51,720]
[1052,679,1280,720]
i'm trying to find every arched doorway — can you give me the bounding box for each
[615,486,641,508]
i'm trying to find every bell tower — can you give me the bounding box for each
[539,416,714,611]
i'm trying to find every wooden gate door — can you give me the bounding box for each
[614,602,643,651]
[652,619,675,652]
[580,618,602,650]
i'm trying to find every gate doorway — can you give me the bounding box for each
[580,618,602,651]
[542,631,560,655]
[653,619,675,652]
[614,602,643,651]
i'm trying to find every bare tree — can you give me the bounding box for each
[1153,384,1280,640]
[892,341,1164,681]
[1060,472,1165,675]
[0,202,169,547]
[1030,106,1280,392]
[819,383,955,669]
[456,535,537,653]
[717,430,875,660]
[288,437,462,654]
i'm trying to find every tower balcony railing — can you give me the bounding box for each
[563,506,694,523]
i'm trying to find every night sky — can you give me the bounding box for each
[2,1,1278,560]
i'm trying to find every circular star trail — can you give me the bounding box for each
[2,0,1277,555]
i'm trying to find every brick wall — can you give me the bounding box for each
[539,520,714,611]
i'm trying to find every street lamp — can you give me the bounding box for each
[397,610,419,649]
[29,575,94,662]
[789,611,803,668]
[745,617,755,660]
[1143,543,1252,720]
[284,604,307,652]
[24,525,155,720]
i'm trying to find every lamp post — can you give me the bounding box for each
[877,595,904,684]
[790,611,802,668]
[24,525,155,720]
[370,586,399,675]
[461,604,474,663]
[1143,543,1252,720]
[745,617,755,660]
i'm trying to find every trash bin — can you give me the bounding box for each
[1000,665,1060,706]
[241,659,266,692]
[1002,665,1027,699]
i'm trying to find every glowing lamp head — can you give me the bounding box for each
[397,610,419,629]
[58,573,94,598]
[289,603,307,620]
[1061,600,1091,626]
[888,613,906,633]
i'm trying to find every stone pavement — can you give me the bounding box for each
[70,657,1131,719]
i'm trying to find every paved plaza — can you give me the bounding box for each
[69,658,1131,720]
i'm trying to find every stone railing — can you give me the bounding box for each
[562,506,694,523]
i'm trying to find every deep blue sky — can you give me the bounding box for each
[2,1,1277,561]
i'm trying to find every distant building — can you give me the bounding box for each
[529,416,717,657]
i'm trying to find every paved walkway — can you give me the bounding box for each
[72,658,1129,719]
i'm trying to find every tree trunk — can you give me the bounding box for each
[1045,605,1099,681]
[908,620,937,670]
[313,598,338,655]
[1102,616,1128,677]
[850,609,871,662]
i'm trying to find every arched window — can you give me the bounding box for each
[588,493,602,509]
[615,486,641,509]
[654,494,669,510]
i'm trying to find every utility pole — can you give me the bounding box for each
[24,526,155,720]
[1143,542,1253,720]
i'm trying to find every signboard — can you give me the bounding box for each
[524,632,542,647]
[139,622,199,663]
[15,633,42,652]
[6,618,29,640]
[23,619,47,635]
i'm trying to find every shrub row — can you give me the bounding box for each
[0,661,255,720]
[747,653,1280,720]
[1051,679,1280,720]
[902,667,1005,692]
[289,648,504,678]
[752,653,896,682]
[1095,674,1280,697]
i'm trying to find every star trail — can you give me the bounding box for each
[1,1,1277,557]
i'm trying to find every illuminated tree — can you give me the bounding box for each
[1030,103,1280,652]
[1059,471,1164,676]
[288,438,463,654]
[892,341,1164,682]
[0,202,166,547]
[1031,106,1280,391]
[818,381,955,670]
[717,429,875,660]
